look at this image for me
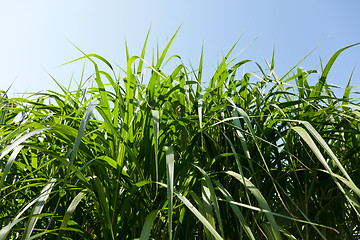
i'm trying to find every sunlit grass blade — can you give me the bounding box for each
[231,110,254,173]
[220,200,332,239]
[201,180,216,240]
[311,42,360,97]
[57,189,87,240]
[152,110,160,198]
[23,178,57,239]
[0,128,49,160]
[174,187,223,240]
[165,146,174,240]
[227,99,271,173]
[137,28,151,75]
[198,90,205,148]
[67,103,96,175]
[0,146,23,192]
[0,218,26,240]
[292,124,360,214]
[214,180,255,240]
[226,171,282,239]
[194,165,224,237]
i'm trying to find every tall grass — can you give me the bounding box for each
[1,30,360,239]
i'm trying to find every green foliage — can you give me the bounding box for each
[1,32,360,239]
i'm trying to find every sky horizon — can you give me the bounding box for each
[1,0,360,97]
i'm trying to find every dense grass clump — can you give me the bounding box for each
[1,30,360,239]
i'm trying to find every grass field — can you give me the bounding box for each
[1,31,360,239]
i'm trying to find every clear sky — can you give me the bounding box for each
[1,0,360,97]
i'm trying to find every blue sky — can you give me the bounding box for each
[1,0,360,96]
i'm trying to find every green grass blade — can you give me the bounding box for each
[231,110,254,174]
[228,99,271,174]
[173,189,223,240]
[0,146,23,192]
[198,91,205,149]
[214,181,255,240]
[194,165,224,237]
[152,110,160,198]
[220,200,333,238]
[93,177,115,240]
[300,121,356,185]
[155,26,181,69]
[57,189,87,240]
[201,180,216,240]
[155,181,224,240]
[23,178,57,239]
[0,128,49,160]
[140,210,158,240]
[311,42,360,97]
[210,39,240,89]
[137,28,150,75]
[165,146,175,240]
[0,218,26,240]
[317,169,360,202]
[292,124,360,214]
[196,45,204,97]
[124,56,139,142]
[226,171,282,240]
[67,103,96,174]
[1,181,56,239]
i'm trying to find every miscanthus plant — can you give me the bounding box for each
[1,29,360,239]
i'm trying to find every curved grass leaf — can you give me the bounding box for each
[157,182,223,240]
[57,189,87,240]
[23,178,57,239]
[165,146,174,240]
[226,171,282,240]
[311,42,360,97]
[194,165,224,237]
[0,145,23,192]
[0,128,49,160]
[67,103,96,175]
[292,125,360,214]
[140,210,159,240]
